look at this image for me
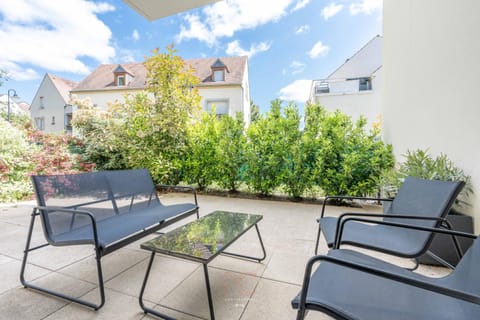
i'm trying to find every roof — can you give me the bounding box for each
[328,35,382,80]
[72,56,247,92]
[47,74,78,102]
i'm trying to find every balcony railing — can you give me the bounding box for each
[312,76,373,97]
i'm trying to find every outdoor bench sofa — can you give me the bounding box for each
[20,168,199,310]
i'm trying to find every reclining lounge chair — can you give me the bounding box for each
[294,225,480,320]
[315,177,465,268]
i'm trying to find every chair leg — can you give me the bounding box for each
[20,210,106,310]
[314,221,322,255]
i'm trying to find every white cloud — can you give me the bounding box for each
[349,0,382,15]
[176,0,299,46]
[132,29,140,41]
[308,41,330,59]
[279,79,311,102]
[295,25,310,34]
[321,3,344,20]
[226,40,271,58]
[292,0,310,12]
[0,61,40,81]
[289,61,306,75]
[0,1,115,78]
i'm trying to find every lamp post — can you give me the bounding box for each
[7,89,19,122]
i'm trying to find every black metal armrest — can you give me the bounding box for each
[320,195,393,219]
[35,206,100,247]
[333,212,450,248]
[336,216,472,256]
[297,247,480,313]
[156,184,198,206]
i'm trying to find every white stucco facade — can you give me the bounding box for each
[198,85,249,124]
[383,0,480,231]
[30,75,73,134]
[72,89,144,110]
[310,35,382,127]
[311,70,382,127]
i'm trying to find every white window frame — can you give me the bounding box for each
[213,70,224,82]
[34,117,45,130]
[206,99,229,118]
[117,75,126,86]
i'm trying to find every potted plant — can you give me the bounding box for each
[382,149,474,266]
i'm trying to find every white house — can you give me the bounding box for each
[383,0,480,231]
[309,35,382,127]
[30,74,77,133]
[0,94,29,118]
[71,56,251,125]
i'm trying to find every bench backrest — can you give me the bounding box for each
[31,169,161,240]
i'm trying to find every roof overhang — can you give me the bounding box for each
[123,0,223,21]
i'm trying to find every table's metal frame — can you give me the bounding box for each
[139,214,266,320]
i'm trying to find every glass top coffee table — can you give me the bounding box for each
[139,210,266,320]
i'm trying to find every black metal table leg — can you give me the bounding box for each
[203,264,215,320]
[222,223,267,262]
[139,252,176,320]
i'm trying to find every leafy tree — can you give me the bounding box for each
[216,113,246,191]
[250,100,260,122]
[73,45,201,184]
[281,103,313,198]
[72,97,127,170]
[315,107,394,196]
[121,45,201,184]
[245,99,287,195]
[0,117,35,201]
[184,110,219,189]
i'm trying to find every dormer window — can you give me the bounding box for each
[213,70,224,82]
[113,64,132,87]
[211,58,228,82]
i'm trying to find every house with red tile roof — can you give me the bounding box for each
[71,55,251,126]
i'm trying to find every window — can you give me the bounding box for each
[213,70,224,82]
[39,96,44,109]
[34,117,45,130]
[65,113,73,132]
[51,116,55,125]
[359,77,372,91]
[117,75,125,86]
[206,100,229,118]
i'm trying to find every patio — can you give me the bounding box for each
[0,194,448,320]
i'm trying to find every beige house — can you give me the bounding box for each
[30,74,77,133]
[71,56,251,125]
[310,35,382,127]
[383,0,480,231]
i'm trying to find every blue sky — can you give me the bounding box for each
[0,0,382,113]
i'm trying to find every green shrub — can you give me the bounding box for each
[216,113,246,191]
[184,111,219,189]
[315,108,394,196]
[244,100,286,195]
[384,149,473,209]
[0,118,35,202]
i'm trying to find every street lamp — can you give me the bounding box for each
[7,89,19,122]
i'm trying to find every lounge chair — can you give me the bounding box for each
[314,177,465,267]
[293,225,480,320]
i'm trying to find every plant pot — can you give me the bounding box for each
[417,209,474,266]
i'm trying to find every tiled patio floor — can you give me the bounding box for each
[0,194,449,320]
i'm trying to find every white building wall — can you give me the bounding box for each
[30,76,68,133]
[198,86,244,117]
[314,71,382,127]
[72,89,143,110]
[383,0,480,231]
[242,60,251,125]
